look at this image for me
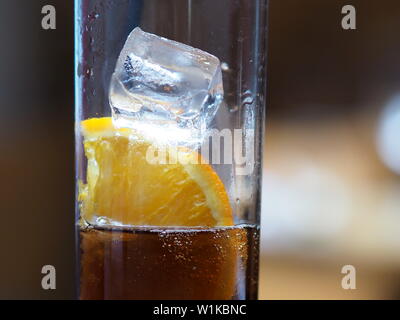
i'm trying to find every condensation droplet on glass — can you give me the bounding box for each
[221,62,229,71]
[87,12,100,22]
[95,216,108,225]
[242,90,254,106]
[85,68,93,77]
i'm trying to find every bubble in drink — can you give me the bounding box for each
[109,27,223,144]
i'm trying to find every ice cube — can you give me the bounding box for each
[109,27,223,142]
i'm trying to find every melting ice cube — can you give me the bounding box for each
[109,27,223,144]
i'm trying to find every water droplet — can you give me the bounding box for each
[242,90,254,106]
[95,216,109,225]
[88,12,100,22]
[229,105,239,113]
[221,62,230,71]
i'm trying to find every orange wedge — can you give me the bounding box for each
[79,117,233,227]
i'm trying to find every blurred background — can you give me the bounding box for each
[0,0,400,299]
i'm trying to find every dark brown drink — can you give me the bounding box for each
[79,225,259,300]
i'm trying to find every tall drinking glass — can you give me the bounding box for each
[75,0,267,300]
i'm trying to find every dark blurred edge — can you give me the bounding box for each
[0,0,74,299]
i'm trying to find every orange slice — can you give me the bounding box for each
[79,117,233,227]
